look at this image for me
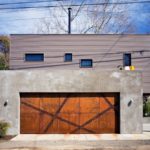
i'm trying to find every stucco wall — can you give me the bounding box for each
[0,70,142,135]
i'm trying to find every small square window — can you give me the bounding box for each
[64,53,72,62]
[25,53,44,62]
[80,59,93,68]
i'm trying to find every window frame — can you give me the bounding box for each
[24,53,44,62]
[80,59,93,68]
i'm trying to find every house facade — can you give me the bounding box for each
[0,34,149,135]
[9,34,150,93]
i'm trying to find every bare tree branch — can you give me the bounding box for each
[35,0,136,34]
[71,0,86,21]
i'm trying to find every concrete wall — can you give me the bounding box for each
[0,70,142,135]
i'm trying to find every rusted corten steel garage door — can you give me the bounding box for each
[20,93,120,134]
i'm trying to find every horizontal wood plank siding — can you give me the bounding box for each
[10,34,150,93]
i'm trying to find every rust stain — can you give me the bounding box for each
[64,134,70,139]
[20,93,119,134]
[111,134,118,139]
[93,134,101,139]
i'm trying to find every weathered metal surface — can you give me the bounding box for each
[20,93,119,134]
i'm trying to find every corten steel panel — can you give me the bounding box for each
[20,93,120,134]
[20,93,41,134]
[10,34,150,93]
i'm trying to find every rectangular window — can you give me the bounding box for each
[123,53,131,66]
[64,53,72,62]
[25,53,44,62]
[80,59,93,68]
[143,94,150,117]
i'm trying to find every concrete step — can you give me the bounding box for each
[0,147,150,150]
[0,140,150,150]
[1,133,150,150]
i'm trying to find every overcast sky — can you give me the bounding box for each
[0,0,150,34]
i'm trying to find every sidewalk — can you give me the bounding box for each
[143,124,150,132]
[10,132,150,141]
[0,133,150,150]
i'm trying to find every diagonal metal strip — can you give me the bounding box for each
[100,93,119,111]
[21,101,95,133]
[43,94,70,133]
[70,106,113,133]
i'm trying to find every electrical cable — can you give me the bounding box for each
[0,1,150,11]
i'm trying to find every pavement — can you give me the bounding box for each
[7,132,150,141]
[143,124,150,132]
[0,133,150,150]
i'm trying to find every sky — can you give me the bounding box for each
[0,0,150,34]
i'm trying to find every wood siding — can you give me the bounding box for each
[10,34,150,93]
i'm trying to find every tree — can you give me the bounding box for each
[0,36,10,69]
[35,0,135,34]
[0,55,8,70]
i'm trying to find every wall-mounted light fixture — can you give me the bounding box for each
[117,65,123,70]
[128,99,133,107]
[4,100,8,107]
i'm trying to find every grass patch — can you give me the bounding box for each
[0,121,10,138]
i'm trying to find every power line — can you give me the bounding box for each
[0,0,64,6]
[0,1,150,11]
[70,1,150,6]
[0,7,149,21]
[81,8,150,14]
[10,51,150,60]
[0,16,66,22]
[10,56,150,69]
[0,7,148,15]
[95,34,123,67]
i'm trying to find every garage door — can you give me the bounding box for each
[20,93,119,134]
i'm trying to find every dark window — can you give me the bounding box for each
[25,53,44,62]
[64,53,72,62]
[80,59,93,68]
[123,53,131,66]
[143,94,150,117]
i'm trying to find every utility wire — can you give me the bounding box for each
[0,8,149,21]
[10,56,150,69]
[0,16,66,22]
[0,0,150,6]
[94,34,123,67]
[9,51,150,60]
[0,0,65,6]
[0,1,150,10]
[0,7,148,15]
